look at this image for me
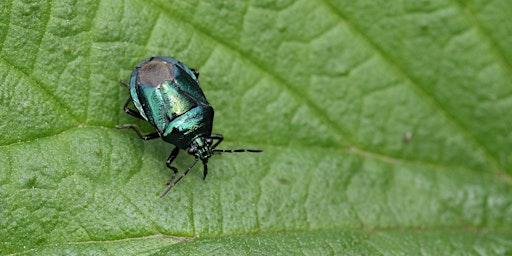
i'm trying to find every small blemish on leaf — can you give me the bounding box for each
[403,132,412,144]
[277,177,289,185]
[25,176,38,189]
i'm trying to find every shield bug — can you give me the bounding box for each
[117,56,262,197]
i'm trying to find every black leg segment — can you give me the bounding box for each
[165,147,180,184]
[202,161,208,180]
[119,79,130,89]
[116,124,160,140]
[209,133,224,149]
[123,97,145,120]
[190,68,199,79]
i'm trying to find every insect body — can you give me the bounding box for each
[117,56,261,197]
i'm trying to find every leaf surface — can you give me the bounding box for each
[1,0,511,255]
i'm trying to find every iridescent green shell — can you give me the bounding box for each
[129,56,213,149]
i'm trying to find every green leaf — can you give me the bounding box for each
[1,0,511,255]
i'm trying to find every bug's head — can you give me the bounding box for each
[188,136,213,161]
[188,136,213,180]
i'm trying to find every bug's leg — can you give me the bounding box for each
[210,133,224,149]
[116,124,160,140]
[119,79,130,89]
[160,158,199,198]
[165,147,180,184]
[118,97,157,139]
[202,161,209,180]
[190,68,199,79]
[122,97,145,120]
[119,80,145,120]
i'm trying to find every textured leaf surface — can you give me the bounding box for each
[1,0,512,255]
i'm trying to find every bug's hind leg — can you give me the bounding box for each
[116,124,160,140]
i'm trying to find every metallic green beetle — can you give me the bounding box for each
[118,56,261,197]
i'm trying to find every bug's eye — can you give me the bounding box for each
[188,148,195,154]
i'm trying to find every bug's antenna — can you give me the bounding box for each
[213,149,263,153]
[160,158,199,198]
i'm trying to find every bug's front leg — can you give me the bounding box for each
[165,147,180,184]
[209,133,224,149]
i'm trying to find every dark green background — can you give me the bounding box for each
[1,0,511,255]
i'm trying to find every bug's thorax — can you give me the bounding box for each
[188,136,213,162]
